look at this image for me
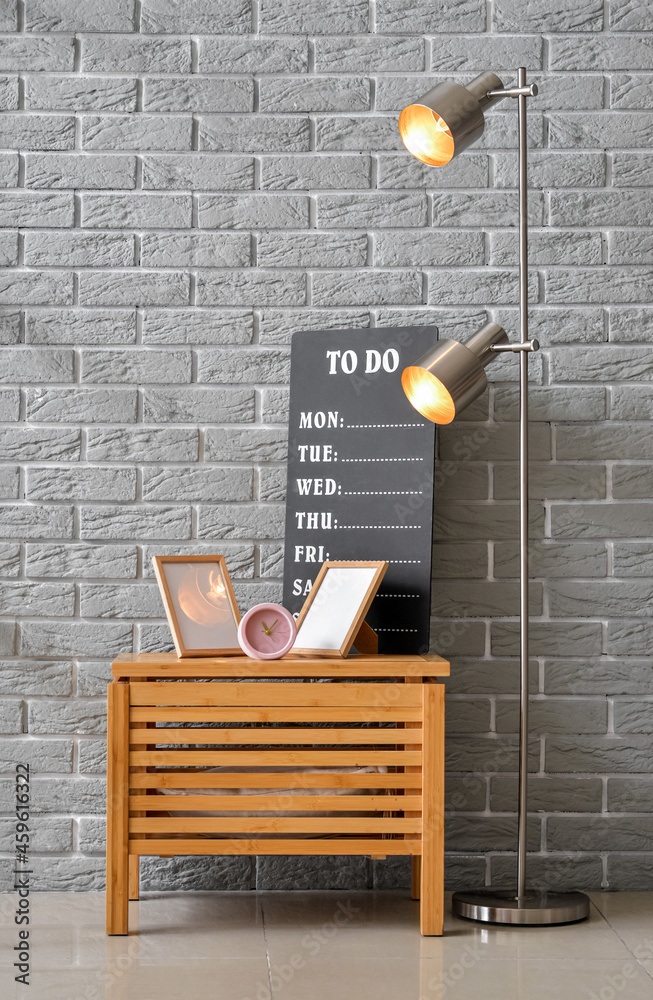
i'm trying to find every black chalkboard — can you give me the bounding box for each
[282,327,438,655]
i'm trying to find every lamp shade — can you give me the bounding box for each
[399,72,505,166]
[401,322,508,423]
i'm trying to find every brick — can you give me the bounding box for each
[550,112,653,151]
[80,505,191,540]
[433,464,489,501]
[433,542,488,579]
[434,581,542,618]
[315,35,424,72]
[196,271,305,307]
[0,660,71,696]
[197,347,290,385]
[447,815,542,852]
[0,465,19,498]
[81,35,191,73]
[260,77,370,113]
[494,151,606,189]
[140,232,249,267]
[613,464,653,499]
[198,193,309,230]
[557,424,653,460]
[609,231,653,266]
[0,347,71,383]
[141,309,252,345]
[610,307,653,344]
[0,739,72,772]
[258,232,367,269]
[445,658,537,695]
[0,152,19,187]
[26,309,136,345]
[0,231,18,266]
[0,541,20,573]
[494,0,602,30]
[612,152,653,187]
[440,423,551,463]
[26,0,134,30]
[549,35,653,71]
[430,268,539,308]
[613,542,653,577]
[0,270,72,305]
[374,230,483,267]
[553,347,653,383]
[495,540,608,579]
[76,661,112,696]
[494,774,603,813]
[258,308,369,345]
[199,36,308,74]
[80,582,163,620]
[608,857,653,890]
[142,466,253,502]
[143,386,255,423]
[259,541,283,578]
[610,74,653,111]
[260,154,371,191]
[142,0,250,31]
[550,816,653,852]
[20,620,131,658]
[142,153,254,191]
[612,386,653,420]
[491,231,601,267]
[258,467,285,501]
[144,76,253,113]
[445,698,491,734]
[0,581,74,616]
[378,0,484,32]
[0,699,22,733]
[614,700,653,734]
[199,115,309,153]
[0,35,74,72]
[608,778,653,812]
[25,152,136,189]
[78,271,189,306]
[315,115,402,152]
[82,115,191,151]
[317,192,426,228]
[0,388,19,421]
[491,855,604,892]
[549,580,653,618]
[29,698,106,734]
[0,75,19,111]
[494,385,607,422]
[204,428,287,462]
[81,348,191,384]
[0,622,17,655]
[259,0,368,32]
[312,269,422,306]
[497,697,607,735]
[495,463,606,501]
[435,502,544,541]
[433,191,543,228]
[546,736,653,773]
[26,466,136,501]
[0,113,74,150]
[260,386,289,421]
[25,543,137,579]
[26,75,137,112]
[0,503,73,538]
[24,231,134,267]
[0,428,79,461]
[608,621,653,656]
[552,501,653,539]
[430,35,543,72]
[86,427,198,462]
[492,621,602,657]
[377,151,488,189]
[0,2,16,29]
[198,503,285,540]
[0,310,20,345]
[0,191,73,227]
[446,735,540,773]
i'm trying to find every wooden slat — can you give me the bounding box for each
[129,682,422,708]
[128,727,422,745]
[130,706,422,723]
[129,838,422,856]
[130,750,421,767]
[129,794,423,812]
[106,681,129,935]
[130,816,421,834]
[421,681,444,936]
[129,771,422,790]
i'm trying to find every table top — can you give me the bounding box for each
[111,652,450,680]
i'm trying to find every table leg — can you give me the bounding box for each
[106,681,129,935]
[128,856,139,901]
[420,681,444,936]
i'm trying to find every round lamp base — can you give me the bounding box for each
[451,887,590,926]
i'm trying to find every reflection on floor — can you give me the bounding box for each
[1,890,652,999]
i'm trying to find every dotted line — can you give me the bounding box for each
[337,525,421,530]
[340,458,423,463]
[376,628,420,633]
[388,560,421,564]
[377,594,421,598]
[344,490,423,496]
[346,423,427,429]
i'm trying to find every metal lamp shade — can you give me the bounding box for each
[401,322,508,424]
[399,72,504,167]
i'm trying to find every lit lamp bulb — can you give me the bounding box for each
[178,566,230,626]
[401,365,456,424]
[398,106,454,167]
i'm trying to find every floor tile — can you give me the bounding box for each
[589,892,653,961]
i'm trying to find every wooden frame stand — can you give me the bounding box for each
[106,652,448,937]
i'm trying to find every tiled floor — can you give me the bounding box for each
[1,890,652,999]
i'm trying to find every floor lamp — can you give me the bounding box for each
[398,69,590,925]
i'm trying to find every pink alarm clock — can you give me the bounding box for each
[237,603,297,660]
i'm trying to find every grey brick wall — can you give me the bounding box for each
[0,1,652,894]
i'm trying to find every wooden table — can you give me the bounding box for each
[106,652,449,936]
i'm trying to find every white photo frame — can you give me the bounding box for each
[292,560,388,658]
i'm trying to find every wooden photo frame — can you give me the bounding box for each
[292,560,388,658]
[152,555,241,658]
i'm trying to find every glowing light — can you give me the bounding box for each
[401,365,456,424]
[178,565,230,626]
[398,104,454,167]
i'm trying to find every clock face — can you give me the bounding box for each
[238,603,297,660]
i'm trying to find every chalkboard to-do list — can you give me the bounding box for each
[282,327,438,655]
